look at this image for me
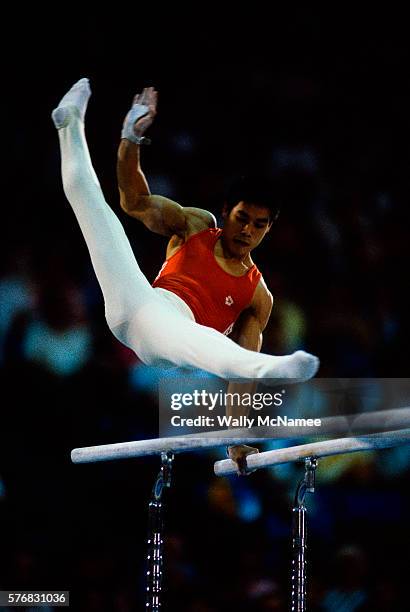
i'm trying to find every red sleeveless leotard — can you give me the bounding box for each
[152,228,262,334]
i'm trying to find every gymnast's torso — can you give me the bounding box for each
[152,228,262,334]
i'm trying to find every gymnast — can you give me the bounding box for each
[52,78,319,471]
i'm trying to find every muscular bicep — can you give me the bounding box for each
[120,195,185,236]
[122,195,216,237]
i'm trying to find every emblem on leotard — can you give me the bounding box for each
[225,295,234,306]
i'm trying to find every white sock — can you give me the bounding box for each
[51,78,91,128]
[268,350,320,382]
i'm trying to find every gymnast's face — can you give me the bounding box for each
[221,201,272,258]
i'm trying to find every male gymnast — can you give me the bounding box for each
[51,78,319,472]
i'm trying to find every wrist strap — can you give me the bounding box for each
[125,135,151,145]
[121,103,152,145]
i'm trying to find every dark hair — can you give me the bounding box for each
[224,174,281,221]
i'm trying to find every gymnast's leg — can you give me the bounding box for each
[127,303,319,380]
[52,78,159,336]
[51,79,319,381]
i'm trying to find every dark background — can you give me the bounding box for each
[0,9,409,611]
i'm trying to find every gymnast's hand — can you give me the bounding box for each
[128,86,158,138]
[227,444,259,476]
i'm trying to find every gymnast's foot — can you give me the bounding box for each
[270,350,320,382]
[51,77,91,129]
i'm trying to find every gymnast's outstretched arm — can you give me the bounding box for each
[117,87,215,241]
